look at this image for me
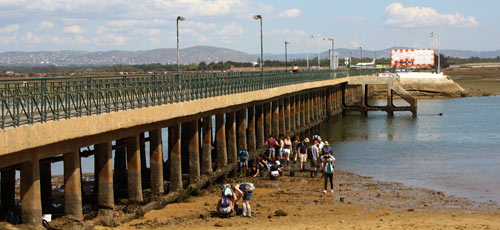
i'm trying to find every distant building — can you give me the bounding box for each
[5,71,14,75]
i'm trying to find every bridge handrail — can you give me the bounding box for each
[0,69,379,129]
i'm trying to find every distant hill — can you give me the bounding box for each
[0,46,257,66]
[1,45,499,66]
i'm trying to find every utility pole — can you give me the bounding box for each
[176,16,185,72]
[284,41,289,71]
[254,15,263,88]
[431,32,441,73]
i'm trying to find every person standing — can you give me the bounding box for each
[298,138,309,172]
[234,182,255,217]
[238,148,250,176]
[265,135,276,159]
[283,135,292,162]
[292,136,300,163]
[321,150,336,193]
[309,140,320,178]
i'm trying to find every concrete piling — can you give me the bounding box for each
[149,129,164,194]
[184,120,201,185]
[247,106,257,154]
[255,104,265,148]
[264,103,272,139]
[96,142,114,209]
[20,156,42,226]
[286,97,291,134]
[215,114,227,168]
[272,101,279,136]
[236,109,247,150]
[39,160,52,214]
[169,124,183,193]
[226,112,237,165]
[279,98,285,136]
[63,149,83,221]
[201,117,213,174]
[114,138,128,195]
[126,134,143,203]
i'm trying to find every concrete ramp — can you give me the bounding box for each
[345,76,417,116]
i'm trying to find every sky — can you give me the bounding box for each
[0,0,499,54]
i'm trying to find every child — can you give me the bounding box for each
[321,151,336,193]
[234,182,255,217]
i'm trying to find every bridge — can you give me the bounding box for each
[0,69,413,228]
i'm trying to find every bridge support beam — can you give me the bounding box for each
[150,129,164,194]
[139,133,148,189]
[279,98,285,136]
[184,120,200,185]
[114,138,127,197]
[126,134,143,203]
[1,169,16,213]
[247,106,256,154]
[215,114,227,169]
[255,104,265,148]
[201,116,213,174]
[169,124,182,192]
[64,149,83,221]
[226,112,237,166]
[285,97,291,134]
[21,156,42,226]
[40,160,52,214]
[96,142,114,210]
[264,103,272,139]
[272,101,279,137]
[300,94,306,128]
[236,109,247,150]
[289,96,295,133]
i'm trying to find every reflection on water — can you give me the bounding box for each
[321,96,500,202]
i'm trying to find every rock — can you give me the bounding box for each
[204,202,210,206]
[256,203,261,207]
[214,222,223,227]
[274,209,288,216]
[407,208,415,212]
[268,215,273,219]
[340,197,345,203]
[340,220,345,223]
[199,214,206,219]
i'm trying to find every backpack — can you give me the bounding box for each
[221,184,232,195]
[240,182,255,192]
[239,150,249,158]
[220,196,231,207]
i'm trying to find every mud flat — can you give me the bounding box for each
[446,68,500,96]
[100,169,500,230]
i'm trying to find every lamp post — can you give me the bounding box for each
[431,32,441,73]
[284,41,289,71]
[176,16,185,72]
[253,15,263,88]
[305,36,309,69]
[311,35,321,68]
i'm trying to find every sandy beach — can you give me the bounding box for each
[97,169,500,230]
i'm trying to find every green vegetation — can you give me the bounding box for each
[1,55,499,75]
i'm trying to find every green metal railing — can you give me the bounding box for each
[0,69,379,129]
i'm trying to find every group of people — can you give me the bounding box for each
[218,133,336,217]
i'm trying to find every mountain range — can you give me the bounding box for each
[1,46,499,66]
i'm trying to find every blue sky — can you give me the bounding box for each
[0,0,498,54]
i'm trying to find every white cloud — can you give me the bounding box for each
[38,21,54,31]
[63,25,86,34]
[0,24,20,34]
[94,34,128,46]
[217,23,244,36]
[21,32,42,44]
[277,8,301,18]
[0,34,17,45]
[384,2,480,28]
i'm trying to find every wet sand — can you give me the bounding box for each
[101,169,500,230]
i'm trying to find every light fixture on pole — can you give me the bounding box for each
[176,16,185,72]
[359,46,363,62]
[284,41,289,72]
[311,35,321,68]
[253,15,263,88]
[431,32,441,73]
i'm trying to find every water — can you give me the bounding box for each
[320,96,500,202]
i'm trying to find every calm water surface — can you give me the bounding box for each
[320,96,500,202]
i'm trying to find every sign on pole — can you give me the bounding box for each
[391,49,434,66]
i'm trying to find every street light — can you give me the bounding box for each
[305,36,309,69]
[311,35,321,68]
[253,15,263,88]
[176,16,185,72]
[284,41,289,71]
[431,32,441,73]
[324,38,334,70]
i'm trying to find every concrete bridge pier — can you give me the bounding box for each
[272,101,279,136]
[300,94,306,129]
[96,142,114,210]
[149,129,164,195]
[279,98,286,136]
[126,134,143,203]
[215,114,227,169]
[184,120,201,185]
[114,139,128,198]
[168,124,182,193]
[236,109,247,150]
[255,105,265,148]
[201,116,213,174]
[386,86,394,117]
[20,155,42,226]
[139,133,148,189]
[63,149,83,221]
[287,97,294,134]
[226,112,238,167]
[247,107,257,155]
